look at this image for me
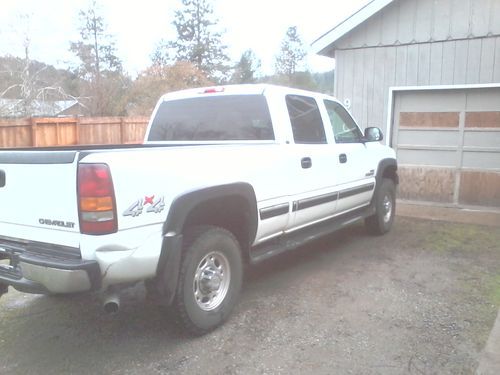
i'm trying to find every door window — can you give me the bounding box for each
[324,100,363,143]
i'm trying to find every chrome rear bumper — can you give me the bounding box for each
[0,237,100,294]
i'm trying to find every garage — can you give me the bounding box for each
[390,85,500,208]
[312,0,500,208]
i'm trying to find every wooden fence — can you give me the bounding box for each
[0,116,150,148]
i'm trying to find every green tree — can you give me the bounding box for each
[275,26,307,77]
[69,0,127,115]
[154,0,229,82]
[231,49,261,84]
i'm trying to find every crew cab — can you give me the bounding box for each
[0,84,398,334]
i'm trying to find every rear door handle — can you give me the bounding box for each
[301,157,312,169]
[0,170,5,188]
[339,154,347,163]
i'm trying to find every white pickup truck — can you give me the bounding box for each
[0,84,398,334]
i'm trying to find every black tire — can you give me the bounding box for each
[365,178,396,235]
[172,225,243,335]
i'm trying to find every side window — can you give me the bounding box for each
[324,100,363,143]
[286,95,326,144]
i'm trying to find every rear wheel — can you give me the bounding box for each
[365,178,396,235]
[172,225,243,335]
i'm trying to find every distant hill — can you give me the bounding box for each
[312,70,335,95]
[257,70,335,93]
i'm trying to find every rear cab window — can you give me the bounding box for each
[147,95,274,141]
[286,95,326,144]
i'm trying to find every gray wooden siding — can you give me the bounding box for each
[335,36,500,130]
[336,0,500,50]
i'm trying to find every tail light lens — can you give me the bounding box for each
[77,164,117,235]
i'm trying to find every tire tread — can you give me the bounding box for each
[173,225,241,335]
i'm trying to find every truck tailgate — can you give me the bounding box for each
[0,151,80,236]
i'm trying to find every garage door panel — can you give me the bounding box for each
[465,111,500,128]
[397,149,457,167]
[462,151,500,170]
[397,129,459,147]
[459,171,500,206]
[465,90,500,111]
[398,91,465,111]
[399,112,459,127]
[398,166,455,202]
[463,131,500,148]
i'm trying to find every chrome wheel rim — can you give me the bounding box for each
[382,195,393,224]
[193,251,230,311]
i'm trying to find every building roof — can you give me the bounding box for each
[0,99,79,118]
[311,0,395,56]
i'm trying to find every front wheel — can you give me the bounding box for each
[365,178,396,235]
[172,225,243,335]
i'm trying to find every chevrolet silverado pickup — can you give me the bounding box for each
[0,84,398,334]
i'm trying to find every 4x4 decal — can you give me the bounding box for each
[123,195,165,217]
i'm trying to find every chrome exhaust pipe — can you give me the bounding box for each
[102,292,120,314]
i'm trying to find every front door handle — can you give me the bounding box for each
[339,153,347,163]
[301,157,312,169]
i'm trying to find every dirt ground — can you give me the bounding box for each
[1,216,499,374]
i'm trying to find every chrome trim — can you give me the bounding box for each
[19,262,92,293]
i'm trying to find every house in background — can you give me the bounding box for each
[0,99,87,118]
[312,0,500,209]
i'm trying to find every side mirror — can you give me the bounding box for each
[364,127,384,142]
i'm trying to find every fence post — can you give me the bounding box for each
[75,117,80,145]
[30,117,37,147]
[56,120,61,146]
[120,117,125,144]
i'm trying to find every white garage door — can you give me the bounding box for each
[392,87,500,208]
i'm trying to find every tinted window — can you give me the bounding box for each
[286,95,326,144]
[324,100,363,143]
[148,95,274,141]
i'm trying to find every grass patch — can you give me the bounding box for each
[423,222,500,254]
[487,274,500,307]
[422,221,500,308]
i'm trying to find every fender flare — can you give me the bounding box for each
[369,158,398,209]
[155,182,258,305]
[162,182,258,238]
[375,158,398,187]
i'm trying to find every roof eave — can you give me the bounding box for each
[312,0,395,57]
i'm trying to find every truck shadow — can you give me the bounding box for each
[0,222,384,372]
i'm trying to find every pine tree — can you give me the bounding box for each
[275,26,307,77]
[231,49,261,84]
[154,0,229,82]
[69,0,127,115]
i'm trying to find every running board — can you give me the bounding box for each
[249,206,375,264]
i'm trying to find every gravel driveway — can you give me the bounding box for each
[1,216,499,374]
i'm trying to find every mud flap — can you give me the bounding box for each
[0,283,8,298]
[156,234,183,305]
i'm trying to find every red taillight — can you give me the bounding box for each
[77,164,117,235]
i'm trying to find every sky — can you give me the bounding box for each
[0,0,370,76]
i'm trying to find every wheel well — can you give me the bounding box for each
[183,195,252,257]
[382,164,398,185]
